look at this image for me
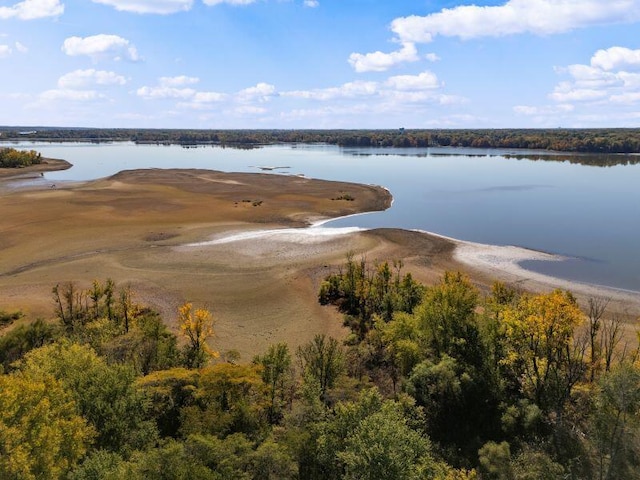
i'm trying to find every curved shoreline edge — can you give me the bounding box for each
[3,159,637,305]
[190,216,640,304]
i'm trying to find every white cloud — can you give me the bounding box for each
[193,91,226,102]
[550,85,608,102]
[91,0,193,14]
[237,82,277,102]
[281,75,455,109]
[348,42,418,73]
[390,0,640,44]
[514,104,574,115]
[0,41,28,57]
[549,46,640,105]
[610,92,640,103]
[177,91,228,109]
[62,34,141,62]
[304,0,319,7]
[58,69,127,89]
[137,85,196,99]
[0,0,64,20]
[159,75,199,87]
[591,46,640,71]
[39,89,104,101]
[425,53,440,62]
[203,0,257,5]
[385,71,440,91]
[231,105,267,115]
[283,81,379,101]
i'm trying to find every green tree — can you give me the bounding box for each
[297,334,345,402]
[591,363,640,480]
[338,404,436,480]
[478,441,513,480]
[18,341,157,453]
[0,318,58,371]
[68,450,125,480]
[415,271,481,365]
[121,440,217,480]
[101,309,181,375]
[137,367,200,438]
[181,363,267,438]
[254,343,294,424]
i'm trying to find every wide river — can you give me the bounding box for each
[5,142,640,293]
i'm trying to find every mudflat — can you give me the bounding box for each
[0,166,401,357]
[1,163,637,358]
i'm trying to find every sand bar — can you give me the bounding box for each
[0,161,638,357]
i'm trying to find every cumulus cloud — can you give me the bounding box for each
[138,77,267,106]
[177,91,227,109]
[514,104,575,115]
[137,76,216,101]
[283,81,379,101]
[0,41,29,57]
[62,34,141,62]
[33,68,127,107]
[39,89,104,102]
[0,0,64,20]
[349,42,418,73]
[304,0,319,7]
[237,82,277,102]
[390,0,640,43]
[591,46,640,71]
[610,92,640,103]
[385,71,440,91]
[57,69,127,89]
[159,75,199,87]
[193,91,226,102]
[137,85,196,99]
[92,0,193,14]
[549,46,640,104]
[281,74,453,107]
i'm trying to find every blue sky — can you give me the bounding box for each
[1,0,639,128]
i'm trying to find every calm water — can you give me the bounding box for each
[5,142,640,292]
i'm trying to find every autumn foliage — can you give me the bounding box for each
[1,271,639,479]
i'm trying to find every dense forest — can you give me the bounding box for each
[1,262,639,479]
[1,127,640,154]
[0,147,42,168]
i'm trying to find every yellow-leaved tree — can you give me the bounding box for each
[179,302,218,369]
[0,373,94,479]
[500,289,585,412]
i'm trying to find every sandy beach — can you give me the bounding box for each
[1,162,638,358]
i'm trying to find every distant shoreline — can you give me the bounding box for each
[2,127,640,155]
[0,157,71,179]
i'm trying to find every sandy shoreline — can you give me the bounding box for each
[196,223,640,304]
[0,162,638,357]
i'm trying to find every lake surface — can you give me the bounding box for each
[4,142,640,292]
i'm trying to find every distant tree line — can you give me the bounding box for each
[2,127,640,154]
[0,147,42,168]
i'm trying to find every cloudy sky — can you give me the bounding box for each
[1,0,639,128]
